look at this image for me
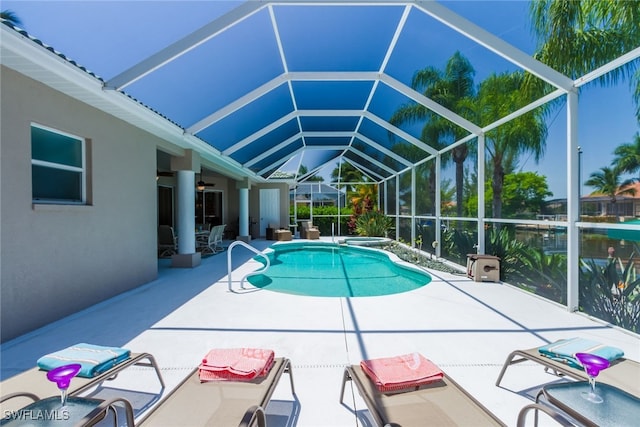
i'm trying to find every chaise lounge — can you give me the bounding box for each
[137,357,295,427]
[0,343,165,426]
[340,355,505,426]
[1,354,164,409]
[496,343,640,397]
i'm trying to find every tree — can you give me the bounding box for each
[612,132,640,179]
[390,52,476,217]
[529,0,640,119]
[1,10,21,26]
[293,164,322,182]
[471,71,548,219]
[585,166,636,215]
[501,172,553,217]
[464,171,552,218]
[330,161,364,193]
[351,183,379,211]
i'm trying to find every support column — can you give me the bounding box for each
[434,154,442,257]
[170,151,201,268]
[477,134,486,254]
[566,90,579,312]
[411,166,416,246]
[395,175,400,241]
[237,178,251,243]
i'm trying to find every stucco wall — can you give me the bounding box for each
[1,67,159,342]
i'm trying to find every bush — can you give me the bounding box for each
[355,210,394,237]
[580,245,640,333]
[290,205,353,236]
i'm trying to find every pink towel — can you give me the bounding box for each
[198,348,275,382]
[360,353,444,392]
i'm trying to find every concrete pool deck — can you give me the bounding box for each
[1,238,638,426]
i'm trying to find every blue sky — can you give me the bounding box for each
[4,0,638,199]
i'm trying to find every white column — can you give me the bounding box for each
[176,170,196,254]
[477,134,486,254]
[434,154,442,257]
[395,175,400,240]
[566,89,579,312]
[411,166,416,246]
[238,187,250,241]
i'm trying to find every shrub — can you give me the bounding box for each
[580,245,640,333]
[355,210,394,237]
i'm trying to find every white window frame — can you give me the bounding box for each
[31,123,86,204]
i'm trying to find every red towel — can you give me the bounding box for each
[198,348,275,382]
[360,353,444,392]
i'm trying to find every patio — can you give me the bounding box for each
[1,238,638,426]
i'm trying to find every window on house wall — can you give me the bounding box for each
[31,124,86,204]
[196,190,223,227]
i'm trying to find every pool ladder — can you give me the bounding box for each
[226,240,270,292]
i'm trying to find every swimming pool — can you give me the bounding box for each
[247,242,431,297]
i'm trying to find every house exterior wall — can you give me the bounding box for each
[1,67,158,342]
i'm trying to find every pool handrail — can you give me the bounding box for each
[227,240,270,292]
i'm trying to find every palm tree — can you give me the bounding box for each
[0,10,21,26]
[585,166,636,215]
[529,0,640,119]
[390,51,476,217]
[330,161,364,194]
[612,132,640,179]
[471,71,548,219]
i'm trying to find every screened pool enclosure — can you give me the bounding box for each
[6,1,639,332]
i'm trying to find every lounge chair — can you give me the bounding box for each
[300,221,319,240]
[340,363,506,426]
[0,352,165,413]
[495,344,640,398]
[137,357,295,427]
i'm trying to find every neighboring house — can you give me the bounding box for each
[0,23,290,342]
[581,182,640,218]
[542,182,640,220]
[291,182,346,208]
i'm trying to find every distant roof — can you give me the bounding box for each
[295,182,343,194]
[584,181,640,201]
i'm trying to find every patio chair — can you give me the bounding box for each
[495,341,640,398]
[340,359,506,426]
[137,357,295,427]
[0,352,165,414]
[158,225,177,257]
[300,221,320,240]
[198,224,226,254]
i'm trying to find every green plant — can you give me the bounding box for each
[355,210,394,237]
[579,245,640,333]
[512,247,567,304]
[442,228,476,266]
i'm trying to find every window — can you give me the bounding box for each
[31,124,85,204]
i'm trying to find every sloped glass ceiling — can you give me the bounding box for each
[100,1,574,182]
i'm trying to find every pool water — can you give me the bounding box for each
[247,242,431,297]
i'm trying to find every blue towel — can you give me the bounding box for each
[538,337,624,369]
[37,343,131,378]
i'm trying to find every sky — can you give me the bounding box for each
[3,0,638,200]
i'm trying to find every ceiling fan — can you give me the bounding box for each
[196,172,215,191]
